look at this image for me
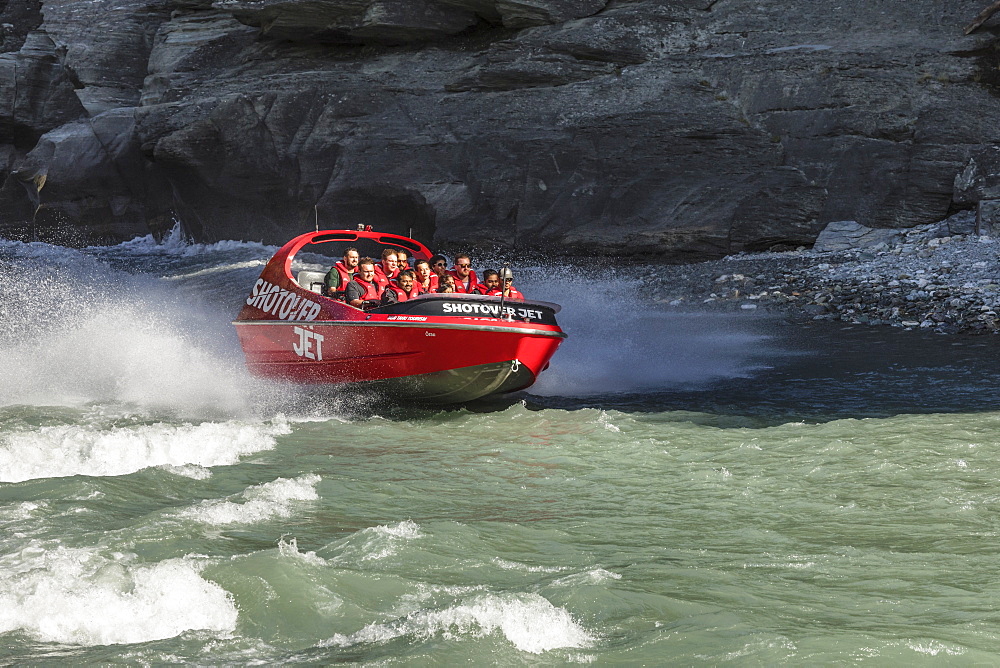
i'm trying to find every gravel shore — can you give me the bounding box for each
[646,212,1000,334]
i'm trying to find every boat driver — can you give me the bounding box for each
[324,247,359,298]
[345,258,384,309]
[396,249,410,270]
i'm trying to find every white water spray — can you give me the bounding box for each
[0,238,275,417]
[516,265,778,396]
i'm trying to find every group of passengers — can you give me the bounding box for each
[323,247,524,310]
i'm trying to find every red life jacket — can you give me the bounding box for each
[448,269,479,294]
[377,263,399,280]
[385,284,409,302]
[352,277,381,301]
[485,288,503,297]
[418,274,439,293]
[334,261,355,286]
[407,283,422,299]
[505,286,525,299]
[372,266,391,291]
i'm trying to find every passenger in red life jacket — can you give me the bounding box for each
[345,258,383,310]
[323,247,359,298]
[429,255,449,283]
[501,273,524,300]
[448,254,478,293]
[373,249,399,290]
[476,270,501,295]
[413,259,438,293]
[438,274,457,293]
[381,270,418,305]
[396,249,410,270]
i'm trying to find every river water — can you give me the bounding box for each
[3,232,1000,663]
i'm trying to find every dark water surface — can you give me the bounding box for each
[2,233,1000,663]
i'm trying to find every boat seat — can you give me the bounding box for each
[296,270,328,294]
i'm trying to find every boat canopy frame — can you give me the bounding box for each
[278,229,434,282]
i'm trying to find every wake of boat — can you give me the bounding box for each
[1,235,781,410]
[516,266,779,396]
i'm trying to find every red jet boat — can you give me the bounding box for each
[234,229,566,403]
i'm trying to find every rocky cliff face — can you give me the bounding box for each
[2,0,1000,259]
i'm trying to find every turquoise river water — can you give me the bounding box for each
[3,232,1000,664]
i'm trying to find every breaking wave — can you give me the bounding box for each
[323,592,594,654]
[0,419,290,482]
[177,474,321,526]
[0,543,237,645]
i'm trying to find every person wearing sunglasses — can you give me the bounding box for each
[429,255,449,281]
[449,254,478,293]
[396,249,411,270]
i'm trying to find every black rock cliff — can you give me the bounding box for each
[3,0,1000,258]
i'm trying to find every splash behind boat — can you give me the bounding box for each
[233,229,566,403]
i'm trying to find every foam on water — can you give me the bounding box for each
[0,501,46,525]
[549,568,623,588]
[0,543,237,645]
[276,536,328,565]
[177,474,321,526]
[324,592,594,654]
[492,558,567,574]
[327,520,424,563]
[0,419,290,482]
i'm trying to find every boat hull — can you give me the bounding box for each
[234,320,563,402]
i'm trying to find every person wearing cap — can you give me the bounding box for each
[499,268,524,299]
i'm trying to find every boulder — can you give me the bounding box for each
[813,221,904,253]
